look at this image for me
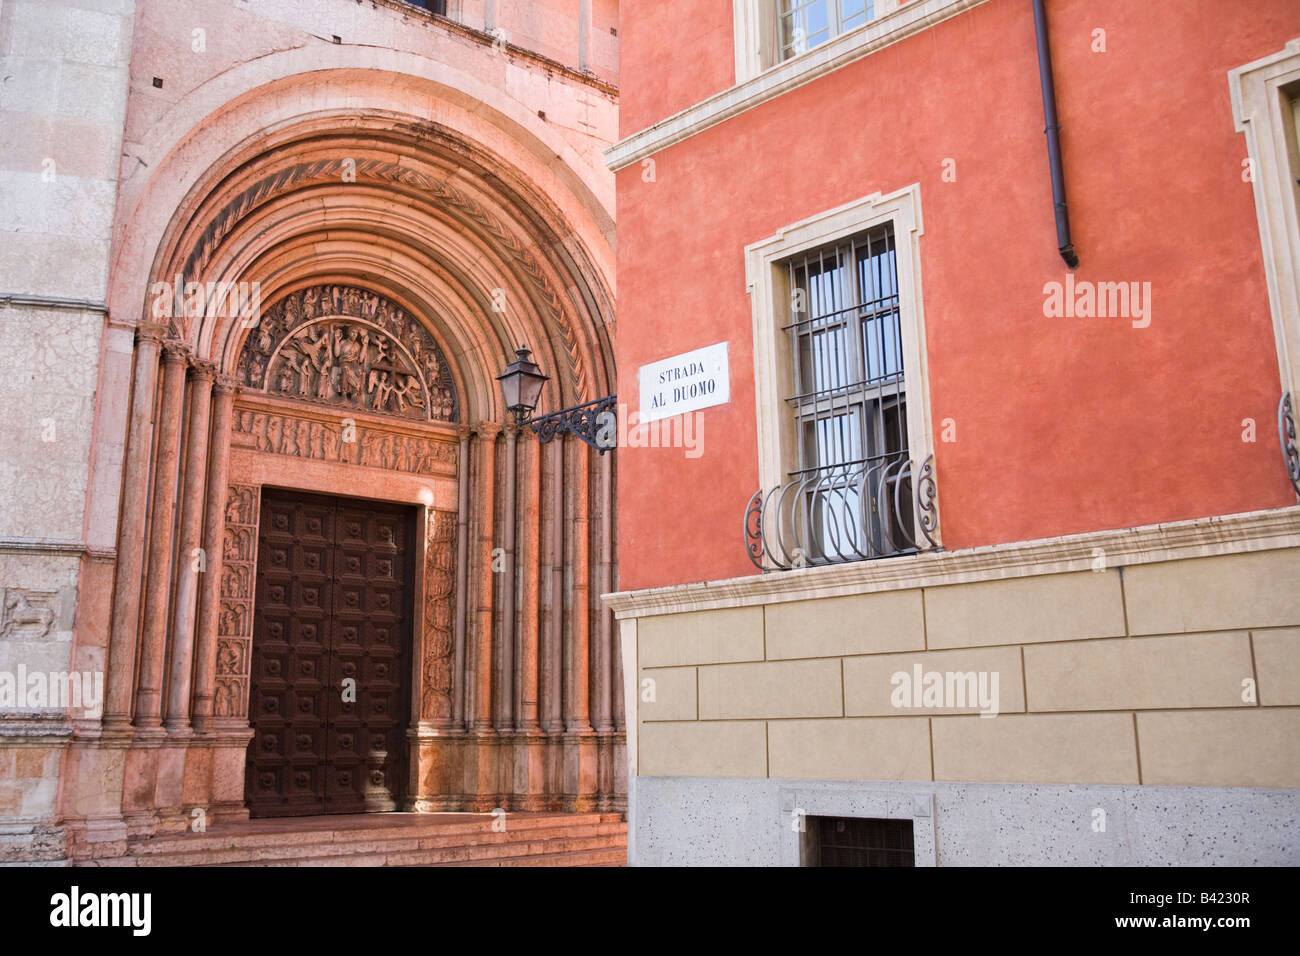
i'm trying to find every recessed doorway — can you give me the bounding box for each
[245,489,415,817]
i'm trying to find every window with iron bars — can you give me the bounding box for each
[778,0,876,61]
[784,222,913,562]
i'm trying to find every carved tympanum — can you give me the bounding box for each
[238,284,457,423]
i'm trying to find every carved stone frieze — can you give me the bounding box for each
[236,284,458,423]
[232,408,457,476]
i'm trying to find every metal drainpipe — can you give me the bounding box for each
[1032,0,1080,269]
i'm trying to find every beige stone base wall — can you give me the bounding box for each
[612,511,1300,791]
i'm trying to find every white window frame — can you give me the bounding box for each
[733,0,902,82]
[1231,39,1300,401]
[744,184,934,534]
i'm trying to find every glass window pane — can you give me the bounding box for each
[841,0,871,30]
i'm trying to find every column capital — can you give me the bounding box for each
[188,359,218,382]
[161,340,192,365]
[135,321,170,346]
[457,424,474,442]
[213,373,241,395]
[472,420,502,440]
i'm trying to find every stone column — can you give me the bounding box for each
[544,436,564,733]
[191,376,237,731]
[470,421,499,732]
[453,426,471,730]
[497,424,518,730]
[565,436,592,733]
[593,446,615,733]
[563,436,597,810]
[517,431,541,732]
[103,322,168,729]
[133,342,190,726]
[164,361,215,731]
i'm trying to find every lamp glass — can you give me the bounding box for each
[497,345,548,417]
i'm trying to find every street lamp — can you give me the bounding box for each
[496,344,617,453]
[497,345,549,420]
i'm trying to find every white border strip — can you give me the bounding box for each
[601,506,1300,618]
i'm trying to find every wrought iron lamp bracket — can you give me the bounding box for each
[519,394,618,454]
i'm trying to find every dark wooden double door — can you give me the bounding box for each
[246,490,414,817]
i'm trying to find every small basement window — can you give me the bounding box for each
[802,816,915,867]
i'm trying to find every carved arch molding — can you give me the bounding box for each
[200,157,593,400]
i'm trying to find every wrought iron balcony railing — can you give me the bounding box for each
[745,451,939,571]
[1281,392,1299,498]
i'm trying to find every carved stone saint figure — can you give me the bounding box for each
[291,325,333,400]
[334,326,369,402]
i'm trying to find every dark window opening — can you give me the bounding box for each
[802,816,915,867]
[401,0,447,15]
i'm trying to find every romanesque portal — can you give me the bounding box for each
[80,118,620,847]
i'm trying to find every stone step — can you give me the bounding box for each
[128,811,621,855]
[202,833,627,867]
[432,847,628,867]
[103,822,627,866]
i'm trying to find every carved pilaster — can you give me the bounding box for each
[419,510,457,725]
[214,485,258,721]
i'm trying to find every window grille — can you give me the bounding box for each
[744,215,939,572]
[804,816,916,867]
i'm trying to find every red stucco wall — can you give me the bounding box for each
[615,0,1300,591]
[618,0,735,135]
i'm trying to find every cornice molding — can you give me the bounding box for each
[0,293,108,314]
[601,506,1300,619]
[368,0,618,96]
[0,538,115,560]
[604,0,991,172]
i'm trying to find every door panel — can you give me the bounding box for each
[246,490,413,818]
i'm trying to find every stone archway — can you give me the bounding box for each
[84,109,621,841]
[217,282,465,817]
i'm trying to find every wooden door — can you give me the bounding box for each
[246,490,414,817]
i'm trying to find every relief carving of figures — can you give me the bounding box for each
[232,409,457,476]
[214,679,239,718]
[216,637,246,676]
[218,484,258,720]
[236,284,458,423]
[225,485,257,525]
[420,510,457,721]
